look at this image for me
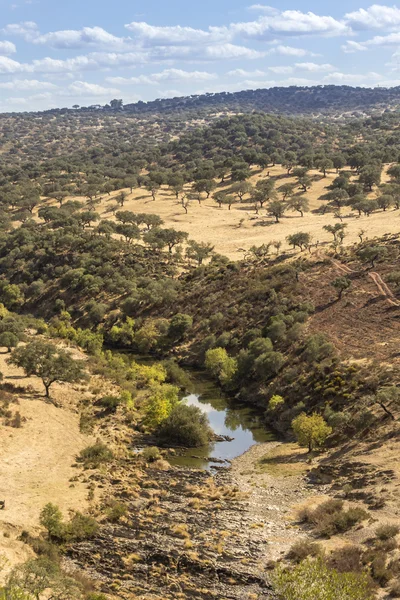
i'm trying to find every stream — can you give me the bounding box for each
[169,373,275,469]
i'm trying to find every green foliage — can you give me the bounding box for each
[78,442,113,468]
[292,413,332,452]
[141,446,161,462]
[40,503,98,543]
[331,277,351,299]
[268,395,285,411]
[157,403,212,447]
[7,340,87,398]
[204,348,238,387]
[300,499,369,537]
[272,558,374,600]
[144,383,179,428]
[168,313,193,341]
[0,332,19,352]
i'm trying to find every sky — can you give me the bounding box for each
[1,1,400,112]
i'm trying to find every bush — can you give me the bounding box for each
[162,359,191,389]
[105,501,128,523]
[300,500,369,538]
[157,404,212,447]
[141,446,161,462]
[375,524,400,541]
[40,503,98,543]
[78,442,113,468]
[371,551,393,586]
[168,313,193,340]
[287,540,323,563]
[0,332,19,352]
[327,546,363,573]
[204,348,237,387]
[390,579,400,597]
[271,558,374,600]
[268,395,285,411]
[144,383,179,427]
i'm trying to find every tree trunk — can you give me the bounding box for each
[378,401,395,420]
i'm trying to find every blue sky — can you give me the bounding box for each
[0,1,400,111]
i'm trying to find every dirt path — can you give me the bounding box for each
[0,353,92,573]
[330,256,400,307]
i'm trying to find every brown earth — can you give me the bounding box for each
[0,349,93,575]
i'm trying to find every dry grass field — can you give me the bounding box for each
[93,165,396,260]
[34,164,397,261]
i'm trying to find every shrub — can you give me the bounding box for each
[327,546,363,573]
[40,503,98,543]
[105,501,128,523]
[157,404,213,447]
[287,540,323,563]
[168,313,193,340]
[301,500,369,538]
[67,513,98,541]
[204,348,237,387]
[271,558,374,600]
[78,442,113,468]
[292,413,332,452]
[142,446,161,462]
[0,332,19,352]
[268,395,285,411]
[371,552,393,586]
[375,524,400,541]
[144,384,179,428]
[161,359,191,389]
[390,579,400,597]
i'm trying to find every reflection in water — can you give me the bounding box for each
[169,376,275,470]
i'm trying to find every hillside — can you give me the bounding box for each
[2,91,400,599]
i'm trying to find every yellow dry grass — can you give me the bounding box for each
[256,443,310,477]
[88,164,399,260]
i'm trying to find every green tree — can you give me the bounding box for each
[316,157,334,178]
[331,277,351,299]
[205,348,237,387]
[8,340,86,399]
[145,383,179,428]
[292,413,332,452]
[157,404,212,447]
[287,232,311,251]
[186,240,214,265]
[0,332,19,352]
[359,165,381,191]
[268,200,286,223]
[357,245,388,268]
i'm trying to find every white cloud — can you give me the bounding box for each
[0,56,26,73]
[33,26,129,50]
[1,21,38,41]
[125,21,227,46]
[270,44,318,57]
[268,65,293,74]
[204,43,264,59]
[228,10,349,40]
[64,81,120,96]
[0,41,17,56]
[342,40,368,53]
[227,68,266,77]
[295,62,335,72]
[345,4,400,30]
[0,79,58,90]
[322,71,383,84]
[107,69,217,85]
[247,5,280,14]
